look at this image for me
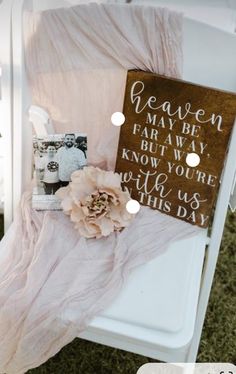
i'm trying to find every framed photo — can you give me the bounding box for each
[32,133,87,210]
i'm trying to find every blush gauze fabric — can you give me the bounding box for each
[0,3,202,373]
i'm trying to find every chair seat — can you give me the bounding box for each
[80,229,208,352]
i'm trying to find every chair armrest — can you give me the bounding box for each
[29,105,55,136]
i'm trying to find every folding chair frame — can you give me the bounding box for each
[1,0,235,362]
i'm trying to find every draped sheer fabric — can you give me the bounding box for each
[24,3,183,75]
[23,3,183,169]
[0,3,203,373]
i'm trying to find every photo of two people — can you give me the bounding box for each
[32,133,87,210]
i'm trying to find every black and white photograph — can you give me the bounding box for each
[32,133,87,210]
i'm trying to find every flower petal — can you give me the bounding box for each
[58,166,134,239]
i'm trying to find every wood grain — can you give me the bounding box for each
[115,71,236,228]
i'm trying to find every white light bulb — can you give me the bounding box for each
[186,153,200,167]
[111,112,125,126]
[126,199,140,214]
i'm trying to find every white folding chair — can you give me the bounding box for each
[2,0,236,363]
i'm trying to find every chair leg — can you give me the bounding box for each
[186,246,219,362]
[186,331,200,362]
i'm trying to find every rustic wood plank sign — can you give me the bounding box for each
[115,71,236,228]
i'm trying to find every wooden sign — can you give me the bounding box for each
[115,71,236,228]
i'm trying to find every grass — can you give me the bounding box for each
[0,212,235,372]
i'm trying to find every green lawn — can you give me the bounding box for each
[0,212,235,372]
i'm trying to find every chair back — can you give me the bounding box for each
[4,0,236,240]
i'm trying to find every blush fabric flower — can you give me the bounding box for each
[55,166,134,239]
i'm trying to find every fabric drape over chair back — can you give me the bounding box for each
[23,3,183,169]
[0,4,203,373]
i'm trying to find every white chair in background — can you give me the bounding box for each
[0,0,13,223]
[1,0,236,363]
